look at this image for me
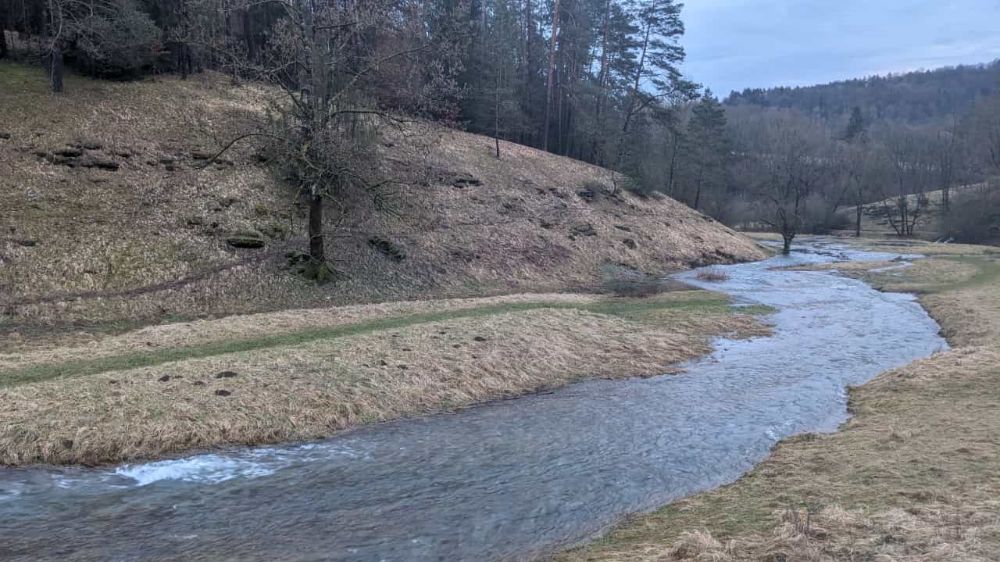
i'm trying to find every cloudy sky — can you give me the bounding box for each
[681,0,1000,96]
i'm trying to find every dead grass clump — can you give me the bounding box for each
[695,269,730,282]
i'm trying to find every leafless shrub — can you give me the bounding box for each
[696,268,730,282]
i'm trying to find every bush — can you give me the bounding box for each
[695,268,729,282]
[72,1,161,79]
[940,186,1000,244]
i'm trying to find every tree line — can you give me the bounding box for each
[663,91,1000,252]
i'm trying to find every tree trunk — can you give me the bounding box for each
[494,71,501,159]
[0,11,8,60]
[782,232,793,255]
[309,190,325,263]
[855,203,862,237]
[542,0,559,151]
[50,43,64,93]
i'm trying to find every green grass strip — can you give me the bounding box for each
[1,295,752,387]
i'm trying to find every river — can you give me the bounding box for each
[0,239,947,561]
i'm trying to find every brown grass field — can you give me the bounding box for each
[558,239,1000,561]
[0,290,771,465]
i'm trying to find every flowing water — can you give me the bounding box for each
[0,239,947,561]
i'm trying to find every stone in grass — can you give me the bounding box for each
[214,371,239,379]
[473,336,488,342]
[215,389,232,397]
[158,375,172,382]
[78,155,120,171]
[368,236,406,262]
[226,231,266,249]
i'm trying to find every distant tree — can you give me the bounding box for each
[737,110,827,254]
[971,94,1000,176]
[878,126,933,237]
[843,106,867,142]
[680,91,729,210]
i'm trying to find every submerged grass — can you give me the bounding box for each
[560,238,1000,562]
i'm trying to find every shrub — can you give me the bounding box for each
[72,1,161,79]
[940,186,1000,244]
[695,268,729,282]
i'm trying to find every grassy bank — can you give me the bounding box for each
[1,61,763,345]
[0,290,770,466]
[559,239,1000,561]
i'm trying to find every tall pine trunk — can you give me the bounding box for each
[542,0,559,151]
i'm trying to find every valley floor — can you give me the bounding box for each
[0,289,769,466]
[559,238,1000,561]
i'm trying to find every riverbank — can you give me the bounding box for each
[560,238,1000,561]
[0,289,770,466]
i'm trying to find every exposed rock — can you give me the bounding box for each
[368,236,406,261]
[78,155,120,171]
[226,231,266,249]
[570,223,598,237]
[52,147,83,158]
[451,173,482,188]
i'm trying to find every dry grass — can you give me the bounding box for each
[559,243,1000,562]
[0,61,763,347]
[0,290,770,465]
[695,269,730,282]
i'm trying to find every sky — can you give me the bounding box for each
[681,0,1000,96]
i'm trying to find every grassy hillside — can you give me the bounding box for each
[0,62,763,347]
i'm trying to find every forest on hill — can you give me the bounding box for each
[726,60,1000,125]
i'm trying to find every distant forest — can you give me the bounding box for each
[726,61,1000,125]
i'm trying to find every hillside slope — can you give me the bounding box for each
[0,63,763,341]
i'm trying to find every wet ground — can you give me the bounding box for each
[0,239,946,561]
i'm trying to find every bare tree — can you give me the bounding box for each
[206,0,424,281]
[878,126,933,237]
[736,110,826,254]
